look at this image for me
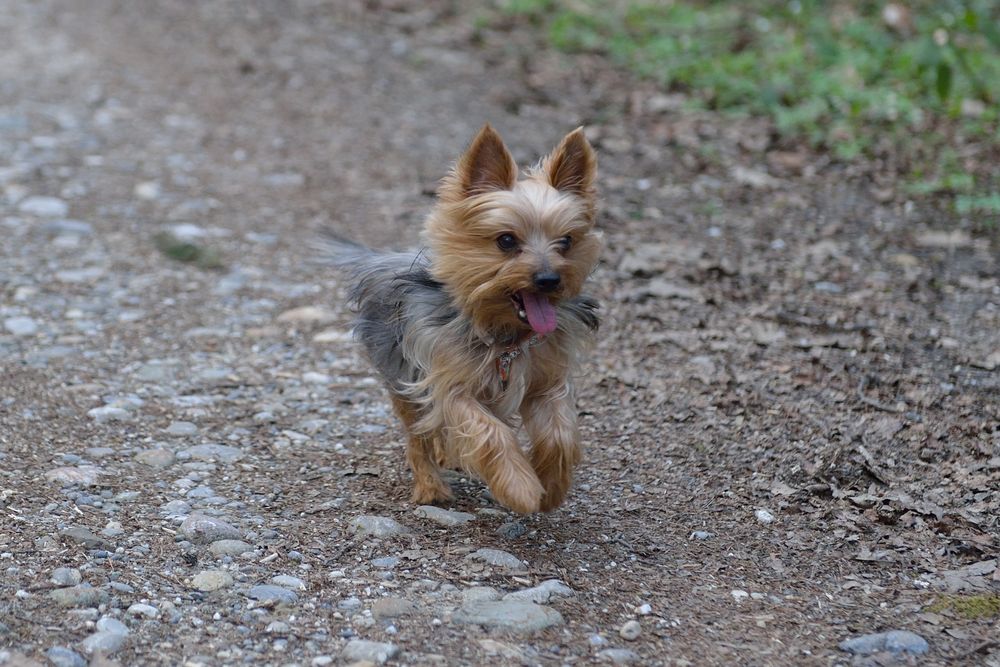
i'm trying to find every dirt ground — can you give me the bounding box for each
[1,1,998,666]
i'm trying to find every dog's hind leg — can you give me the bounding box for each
[390,395,453,505]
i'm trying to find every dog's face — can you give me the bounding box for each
[425,125,601,337]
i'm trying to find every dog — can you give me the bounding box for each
[326,124,601,514]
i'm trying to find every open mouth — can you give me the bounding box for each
[510,290,558,335]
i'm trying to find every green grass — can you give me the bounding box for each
[492,0,1000,220]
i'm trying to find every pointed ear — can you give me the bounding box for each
[543,127,596,201]
[440,124,517,202]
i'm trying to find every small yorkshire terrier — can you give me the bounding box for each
[327,125,601,514]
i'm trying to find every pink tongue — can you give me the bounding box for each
[519,291,557,334]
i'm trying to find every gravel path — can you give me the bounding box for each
[2,2,998,666]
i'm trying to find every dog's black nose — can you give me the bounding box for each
[533,271,561,293]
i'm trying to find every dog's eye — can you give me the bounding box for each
[496,233,519,252]
[556,235,572,253]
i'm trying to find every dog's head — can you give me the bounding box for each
[424,124,601,338]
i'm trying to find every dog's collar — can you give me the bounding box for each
[495,334,542,390]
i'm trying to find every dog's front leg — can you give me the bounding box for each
[441,393,543,515]
[522,390,581,512]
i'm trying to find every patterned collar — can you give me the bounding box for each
[494,334,543,390]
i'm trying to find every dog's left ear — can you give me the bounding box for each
[440,124,518,202]
[543,127,596,204]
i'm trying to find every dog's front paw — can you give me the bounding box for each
[411,479,454,505]
[490,471,544,515]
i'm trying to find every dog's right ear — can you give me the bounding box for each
[440,124,517,202]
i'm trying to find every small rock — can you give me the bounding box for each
[371,556,399,569]
[266,620,290,635]
[372,597,417,620]
[4,316,38,336]
[58,526,107,549]
[45,466,102,486]
[134,449,175,468]
[341,639,400,664]
[754,509,775,524]
[839,630,929,656]
[126,603,159,619]
[690,531,713,540]
[619,620,641,641]
[96,617,128,636]
[503,580,574,604]
[452,600,563,634]
[351,515,411,538]
[48,585,108,608]
[466,548,525,571]
[208,540,252,557]
[635,603,652,616]
[462,587,502,603]
[598,648,641,664]
[50,567,83,587]
[179,514,242,543]
[87,406,133,423]
[496,521,527,539]
[731,590,750,602]
[181,444,244,464]
[413,505,475,527]
[45,646,86,667]
[190,570,233,592]
[18,195,68,217]
[270,575,306,591]
[247,584,298,605]
[165,421,198,436]
[338,596,362,611]
[79,631,126,656]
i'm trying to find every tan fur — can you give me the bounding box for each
[392,124,601,514]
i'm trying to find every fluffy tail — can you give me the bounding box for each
[313,229,379,268]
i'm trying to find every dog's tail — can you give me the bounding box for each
[312,229,379,268]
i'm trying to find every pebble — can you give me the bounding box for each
[598,648,641,664]
[18,195,68,217]
[190,570,234,592]
[351,515,411,538]
[181,444,244,463]
[208,539,253,557]
[134,449,175,468]
[277,306,337,324]
[270,575,306,591]
[247,584,298,605]
[413,505,475,527]
[48,584,109,608]
[466,548,525,571]
[45,646,86,667]
[462,587,501,603]
[87,406,133,423]
[179,514,242,543]
[96,617,128,636]
[371,556,399,569]
[4,316,38,336]
[58,527,107,549]
[165,421,198,436]
[50,567,83,587]
[755,508,775,524]
[126,603,159,619]
[337,596,362,611]
[635,603,652,616]
[341,639,400,664]
[496,521,527,539]
[619,620,641,641]
[838,630,929,656]
[690,531,713,540]
[503,579,575,604]
[371,597,417,620]
[45,466,103,486]
[79,631,126,656]
[266,620,290,635]
[452,600,563,634]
